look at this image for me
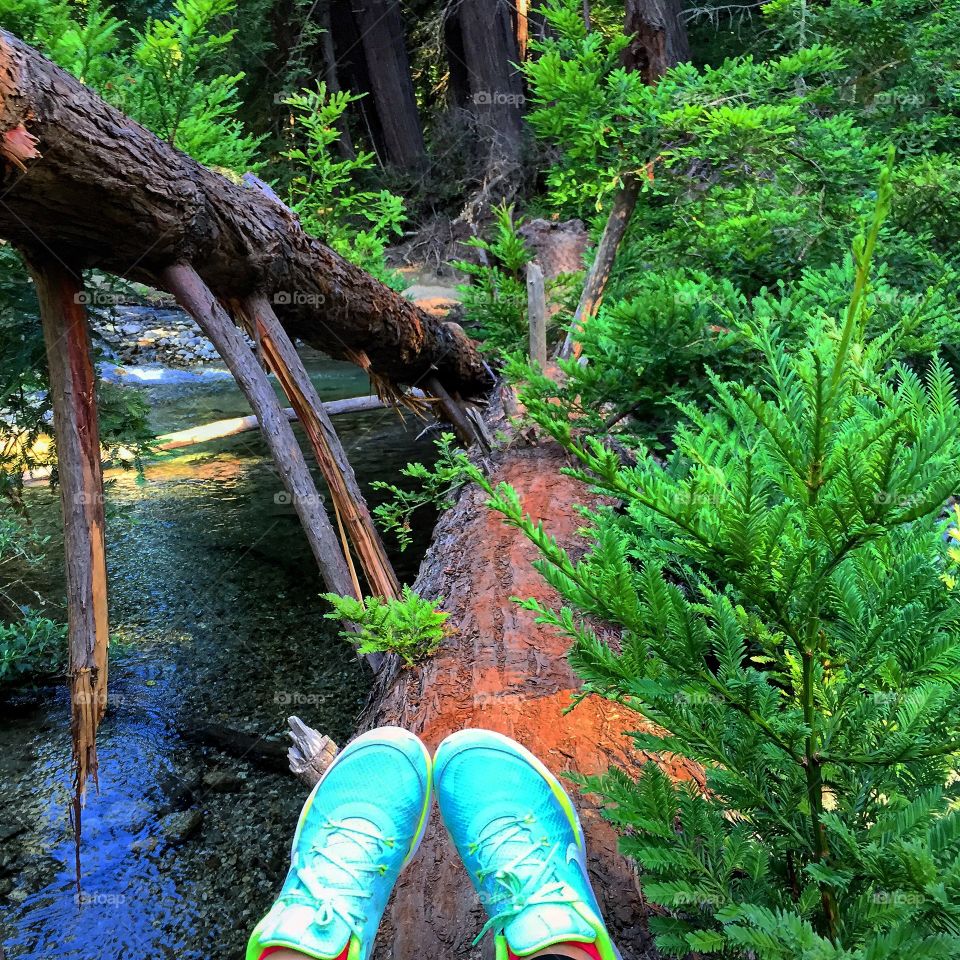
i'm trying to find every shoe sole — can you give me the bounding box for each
[292,726,433,868]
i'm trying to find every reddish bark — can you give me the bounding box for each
[624,0,691,83]
[25,252,110,878]
[359,392,704,959]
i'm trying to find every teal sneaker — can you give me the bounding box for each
[246,726,432,960]
[434,729,621,960]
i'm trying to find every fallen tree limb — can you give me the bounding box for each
[154,398,387,451]
[161,262,359,608]
[181,720,291,774]
[0,30,490,399]
[20,393,426,484]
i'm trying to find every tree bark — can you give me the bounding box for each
[456,0,526,172]
[0,30,489,399]
[350,388,704,960]
[160,263,360,609]
[239,294,401,602]
[623,0,691,83]
[25,252,110,876]
[350,0,426,169]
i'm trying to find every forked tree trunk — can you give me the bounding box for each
[238,294,401,601]
[0,30,489,400]
[160,263,359,607]
[25,252,110,877]
[351,0,426,169]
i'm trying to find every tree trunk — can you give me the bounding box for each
[558,0,689,359]
[0,30,489,399]
[349,389,703,959]
[351,0,426,169]
[25,252,110,876]
[160,264,360,610]
[559,175,641,359]
[456,0,526,172]
[318,0,357,160]
[239,294,401,601]
[623,0,691,83]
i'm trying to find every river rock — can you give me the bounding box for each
[201,769,245,793]
[159,809,203,846]
[87,304,221,368]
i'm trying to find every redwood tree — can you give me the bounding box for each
[624,0,691,82]
[350,0,426,169]
[447,0,526,173]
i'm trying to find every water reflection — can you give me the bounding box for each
[0,357,435,959]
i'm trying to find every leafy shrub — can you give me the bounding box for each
[123,0,264,170]
[322,586,450,668]
[283,83,406,284]
[0,610,65,686]
[479,171,960,957]
[372,433,471,551]
[454,203,533,353]
[0,0,263,172]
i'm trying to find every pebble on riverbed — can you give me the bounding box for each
[89,304,222,368]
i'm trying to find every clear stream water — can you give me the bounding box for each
[0,355,435,960]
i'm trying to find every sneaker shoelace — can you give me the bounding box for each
[469,813,578,945]
[292,818,396,941]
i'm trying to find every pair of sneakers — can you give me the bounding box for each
[247,726,621,960]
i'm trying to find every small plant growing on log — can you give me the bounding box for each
[323,586,450,668]
[372,433,471,551]
[477,164,960,957]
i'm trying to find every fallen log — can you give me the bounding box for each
[0,30,490,399]
[288,388,704,959]
[181,720,291,774]
[154,397,388,452]
[20,393,426,485]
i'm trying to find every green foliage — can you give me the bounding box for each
[283,83,406,284]
[479,171,960,956]
[515,254,960,441]
[0,609,65,686]
[0,0,263,171]
[525,0,876,288]
[510,270,746,438]
[322,586,450,668]
[372,433,471,551]
[121,0,264,169]
[454,203,535,353]
[0,509,65,687]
